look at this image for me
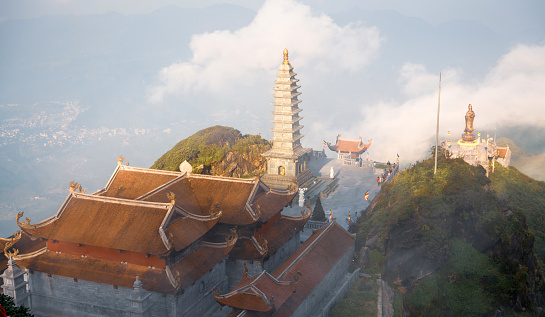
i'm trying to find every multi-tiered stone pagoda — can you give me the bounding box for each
[262,49,313,189]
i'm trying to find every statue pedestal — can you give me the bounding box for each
[461,132,475,142]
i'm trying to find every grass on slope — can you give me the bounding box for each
[490,164,545,263]
[150,125,269,172]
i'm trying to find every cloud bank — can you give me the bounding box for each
[147,0,544,167]
[147,0,381,102]
[351,44,545,164]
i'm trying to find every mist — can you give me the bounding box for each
[146,0,545,164]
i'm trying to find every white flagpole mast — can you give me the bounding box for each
[434,72,441,175]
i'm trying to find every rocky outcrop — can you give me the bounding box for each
[209,144,270,178]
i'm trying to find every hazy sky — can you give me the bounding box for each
[1,0,544,234]
[3,0,544,35]
[2,0,545,164]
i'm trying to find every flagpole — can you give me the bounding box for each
[434,72,441,175]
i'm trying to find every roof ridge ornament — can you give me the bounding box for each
[16,212,32,228]
[117,155,129,167]
[167,192,175,205]
[226,227,238,244]
[3,237,19,258]
[210,202,221,216]
[283,48,289,65]
[69,181,86,194]
[260,239,268,255]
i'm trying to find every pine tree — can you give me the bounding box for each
[0,294,34,316]
[311,196,326,222]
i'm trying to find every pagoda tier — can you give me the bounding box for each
[262,49,313,188]
[263,49,310,157]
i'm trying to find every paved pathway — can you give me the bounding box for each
[283,156,381,230]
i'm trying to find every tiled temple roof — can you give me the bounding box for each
[0,231,45,271]
[18,193,174,255]
[497,147,509,158]
[15,248,175,292]
[140,174,257,224]
[253,185,297,223]
[230,212,310,260]
[16,193,221,255]
[170,239,237,289]
[327,136,372,154]
[215,221,355,316]
[97,165,182,199]
[14,236,237,293]
[214,270,300,312]
[140,174,296,225]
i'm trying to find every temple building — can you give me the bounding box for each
[326,135,372,167]
[1,158,309,317]
[441,104,511,174]
[214,221,356,316]
[262,49,313,189]
[0,49,357,317]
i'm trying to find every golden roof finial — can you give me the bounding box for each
[283,48,289,65]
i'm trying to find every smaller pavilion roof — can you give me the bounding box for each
[327,135,372,154]
[214,270,300,312]
[496,146,509,159]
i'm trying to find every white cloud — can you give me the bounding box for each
[147,0,381,103]
[348,44,545,164]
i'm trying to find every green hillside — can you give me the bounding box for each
[151,125,270,174]
[336,154,544,316]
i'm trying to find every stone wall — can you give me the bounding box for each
[28,271,161,317]
[26,260,228,317]
[263,232,300,273]
[225,258,263,290]
[291,242,355,317]
[176,260,228,317]
[225,232,301,290]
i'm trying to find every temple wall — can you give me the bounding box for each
[225,232,301,291]
[263,232,300,273]
[291,242,355,317]
[176,260,228,317]
[225,258,263,291]
[27,271,175,317]
[26,264,228,317]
